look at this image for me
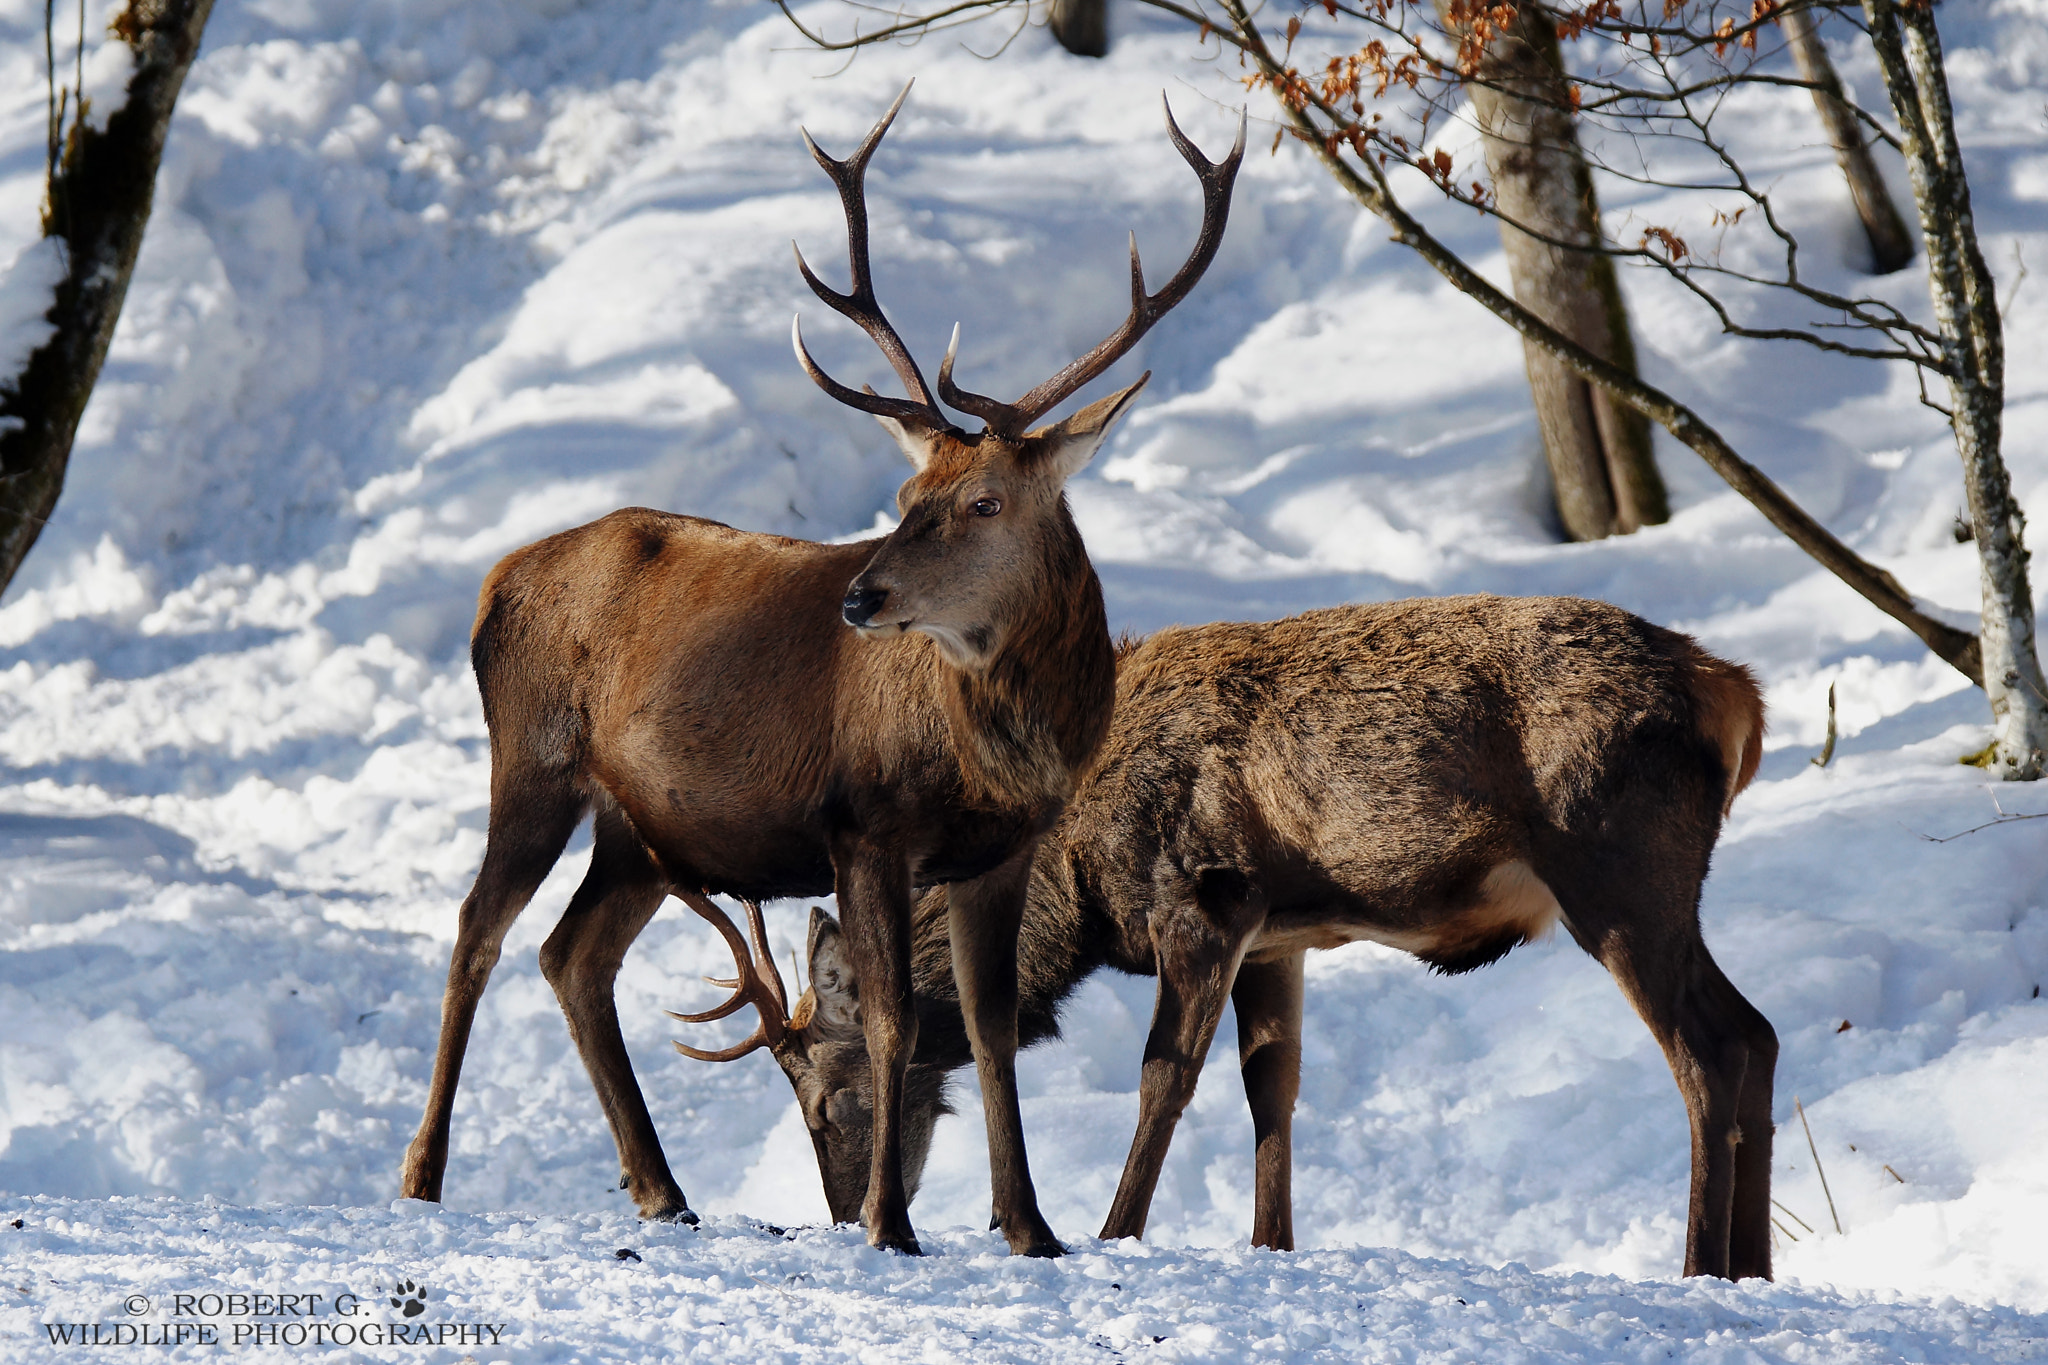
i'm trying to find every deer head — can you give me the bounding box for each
[793,83,1244,670]
[669,896,950,1224]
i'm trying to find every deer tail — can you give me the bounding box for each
[1684,650,1766,819]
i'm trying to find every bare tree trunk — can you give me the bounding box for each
[1436,0,1668,541]
[1861,0,2047,778]
[0,0,215,596]
[1049,0,1109,57]
[1781,3,1914,274]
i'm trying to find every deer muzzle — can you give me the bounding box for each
[842,583,890,629]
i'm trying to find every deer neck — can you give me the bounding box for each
[940,508,1115,815]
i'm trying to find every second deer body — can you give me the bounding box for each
[682,595,1778,1280]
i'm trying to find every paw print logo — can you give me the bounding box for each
[389,1281,427,1318]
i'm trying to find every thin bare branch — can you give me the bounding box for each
[773,0,1013,51]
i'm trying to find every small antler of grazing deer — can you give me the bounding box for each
[667,891,805,1062]
[792,82,1247,437]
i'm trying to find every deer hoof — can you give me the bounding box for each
[396,1147,444,1204]
[635,1192,698,1225]
[866,1223,923,1256]
[1000,1213,1065,1258]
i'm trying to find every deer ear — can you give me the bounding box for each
[874,412,939,473]
[1026,372,1149,479]
[805,907,863,1041]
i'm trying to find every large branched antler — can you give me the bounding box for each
[791,81,951,431]
[939,96,1248,437]
[667,891,793,1062]
[793,87,1246,439]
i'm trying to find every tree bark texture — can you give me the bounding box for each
[1435,0,1668,541]
[1781,3,1915,275]
[1862,0,2047,778]
[1049,0,1109,57]
[0,0,216,596]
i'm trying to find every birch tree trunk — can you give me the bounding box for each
[1781,3,1914,275]
[1435,0,1668,540]
[1049,0,1109,57]
[0,0,215,596]
[1862,0,2046,778]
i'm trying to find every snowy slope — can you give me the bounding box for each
[0,0,2046,1357]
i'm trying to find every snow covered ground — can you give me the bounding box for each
[1,0,2047,1358]
[9,1198,2048,1362]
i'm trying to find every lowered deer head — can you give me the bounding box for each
[670,896,950,1224]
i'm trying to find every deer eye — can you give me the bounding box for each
[970,497,1001,518]
[826,1089,866,1131]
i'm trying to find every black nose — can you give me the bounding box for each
[842,585,888,628]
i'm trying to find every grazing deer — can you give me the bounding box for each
[676,596,1779,1280]
[398,85,1246,1257]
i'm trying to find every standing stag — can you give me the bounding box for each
[398,84,1246,1256]
[677,596,1779,1280]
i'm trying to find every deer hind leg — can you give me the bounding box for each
[401,776,587,1203]
[538,801,693,1223]
[1592,907,1777,1281]
[832,839,921,1255]
[1101,867,1260,1242]
[947,839,1061,1257]
[1232,951,1304,1251]
[1710,952,1776,1280]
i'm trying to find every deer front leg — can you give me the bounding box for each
[832,839,921,1255]
[538,804,693,1223]
[1232,952,1304,1251]
[948,840,1062,1257]
[1100,886,1251,1241]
